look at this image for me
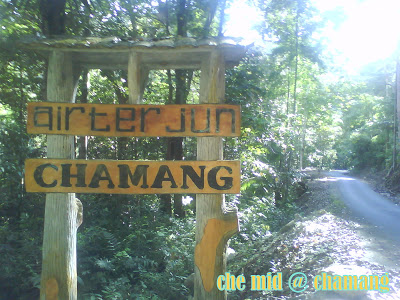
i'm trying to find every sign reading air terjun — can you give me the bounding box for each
[27,103,240,137]
[25,159,240,194]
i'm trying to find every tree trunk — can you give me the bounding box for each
[40,51,82,300]
[218,0,227,37]
[160,70,175,215]
[40,0,67,35]
[194,50,238,300]
[167,0,190,218]
[115,78,130,160]
[202,0,218,37]
[177,0,187,37]
[172,69,193,218]
[289,5,300,171]
[299,113,307,170]
[395,60,400,170]
[159,138,173,215]
[293,9,299,116]
[161,68,193,217]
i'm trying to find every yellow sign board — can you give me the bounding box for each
[25,159,241,194]
[27,103,240,137]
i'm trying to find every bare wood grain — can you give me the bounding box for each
[39,51,80,300]
[194,50,239,300]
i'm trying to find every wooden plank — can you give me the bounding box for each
[27,103,241,137]
[25,159,241,194]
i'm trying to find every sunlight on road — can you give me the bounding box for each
[316,177,355,182]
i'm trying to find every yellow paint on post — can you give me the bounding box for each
[195,218,238,292]
[45,278,59,300]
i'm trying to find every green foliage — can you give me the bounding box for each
[77,214,194,299]
[0,114,45,299]
[331,73,395,171]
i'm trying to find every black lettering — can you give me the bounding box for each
[208,166,233,190]
[116,108,135,132]
[151,165,178,188]
[166,108,185,132]
[34,107,53,130]
[89,108,110,132]
[181,165,205,189]
[57,107,62,130]
[65,107,85,130]
[191,108,210,133]
[118,164,149,188]
[88,164,115,188]
[61,164,87,187]
[140,107,160,132]
[216,108,236,133]
[33,163,58,187]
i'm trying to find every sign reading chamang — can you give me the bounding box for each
[27,103,240,137]
[25,159,240,194]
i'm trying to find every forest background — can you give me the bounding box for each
[1,0,399,298]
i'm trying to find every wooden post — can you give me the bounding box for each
[40,51,82,299]
[128,52,148,104]
[194,50,239,299]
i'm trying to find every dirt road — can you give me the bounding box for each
[329,170,400,243]
[229,170,400,299]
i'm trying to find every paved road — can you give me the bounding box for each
[329,170,400,242]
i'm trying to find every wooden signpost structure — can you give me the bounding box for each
[23,37,246,300]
